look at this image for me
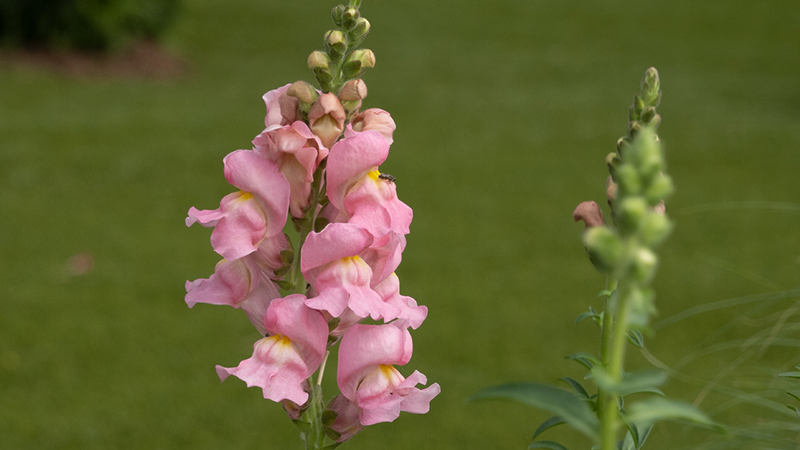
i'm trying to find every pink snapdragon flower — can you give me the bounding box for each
[337,322,440,425]
[300,223,387,320]
[216,294,328,405]
[372,273,428,329]
[326,131,412,238]
[263,84,299,130]
[184,257,281,335]
[186,150,290,261]
[253,121,328,217]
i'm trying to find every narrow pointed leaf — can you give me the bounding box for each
[624,398,714,426]
[471,383,599,440]
[627,330,644,348]
[786,391,800,403]
[566,353,599,370]
[779,371,800,379]
[529,441,569,450]
[560,377,590,399]
[592,368,667,396]
[532,416,566,440]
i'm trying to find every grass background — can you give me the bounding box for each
[1,0,799,448]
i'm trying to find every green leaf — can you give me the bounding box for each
[592,369,667,396]
[470,383,599,440]
[560,377,590,399]
[624,398,714,426]
[566,353,599,371]
[528,441,569,450]
[787,405,800,418]
[623,421,653,450]
[779,371,800,379]
[575,311,597,324]
[532,416,566,440]
[627,330,644,348]
[786,391,800,403]
[597,289,614,298]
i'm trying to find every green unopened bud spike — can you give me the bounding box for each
[331,4,345,26]
[342,7,360,30]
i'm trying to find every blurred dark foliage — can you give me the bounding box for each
[0,0,180,51]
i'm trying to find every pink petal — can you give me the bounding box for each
[223,150,290,238]
[300,223,373,280]
[326,131,389,213]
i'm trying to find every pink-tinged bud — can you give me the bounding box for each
[573,201,604,228]
[309,93,346,149]
[287,80,319,105]
[339,79,368,102]
[606,176,618,202]
[653,200,666,215]
[262,84,299,129]
[350,108,396,145]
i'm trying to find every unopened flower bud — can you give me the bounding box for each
[583,226,623,274]
[341,49,375,79]
[616,136,631,155]
[308,51,330,70]
[352,17,370,39]
[644,172,674,205]
[617,197,648,235]
[331,4,345,26]
[309,93,346,149]
[614,165,641,196]
[351,108,396,145]
[338,79,368,101]
[628,120,643,138]
[641,67,661,106]
[573,201,605,228]
[342,7,360,30]
[640,211,672,247]
[640,106,657,124]
[327,30,347,56]
[630,247,658,283]
[287,81,319,104]
[606,176,618,202]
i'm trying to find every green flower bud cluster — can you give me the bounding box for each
[585,127,673,282]
[308,0,375,93]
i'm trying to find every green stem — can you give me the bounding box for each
[600,280,632,450]
[597,277,617,418]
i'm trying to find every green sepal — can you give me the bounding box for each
[321,409,338,426]
[469,383,599,441]
[529,441,569,450]
[275,280,295,291]
[315,217,330,232]
[273,265,291,278]
[280,249,295,266]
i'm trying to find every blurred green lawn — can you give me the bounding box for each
[1,0,799,449]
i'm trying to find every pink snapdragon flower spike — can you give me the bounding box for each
[301,222,386,320]
[216,294,328,405]
[184,257,281,335]
[372,273,428,329]
[253,121,328,217]
[326,131,413,238]
[263,83,299,130]
[361,231,406,287]
[186,150,290,261]
[337,321,440,425]
[349,108,396,145]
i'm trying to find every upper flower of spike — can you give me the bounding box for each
[326,131,412,238]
